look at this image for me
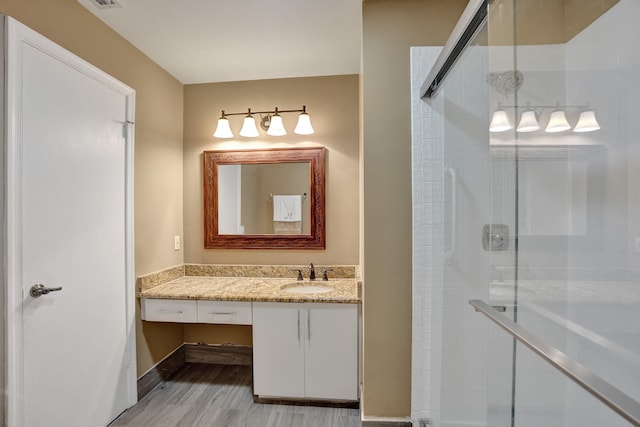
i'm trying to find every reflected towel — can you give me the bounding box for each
[273,221,302,234]
[273,195,302,222]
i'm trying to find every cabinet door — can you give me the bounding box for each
[304,303,359,400]
[252,302,305,398]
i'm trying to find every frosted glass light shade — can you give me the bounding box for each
[239,116,260,137]
[294,112,314,135]
[573,110,600,132]
[213,118,233,138]
[266,114,287,136]
[516,110,540,132]
[545,110,571,133]
[489,110,512,133]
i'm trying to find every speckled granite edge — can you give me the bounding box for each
[137,265,186,293]
[184,264,357,279]
[140,276,361,304]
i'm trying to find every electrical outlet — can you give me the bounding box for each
[174,235,181,251]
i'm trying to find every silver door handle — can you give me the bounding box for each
[29,283,63,298]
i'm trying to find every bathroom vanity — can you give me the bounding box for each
[138,265,361,404]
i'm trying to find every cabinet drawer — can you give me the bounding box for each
[197,300,252,325]
[141,299,197,322]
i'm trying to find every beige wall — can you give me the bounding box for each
[183,75,360,266]
[0,0,186,376]
[361,0,467,418]
[488,0,619,46]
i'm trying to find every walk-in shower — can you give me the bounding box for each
[411,0,640,425]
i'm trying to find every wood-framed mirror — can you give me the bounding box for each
[204,147,326,249]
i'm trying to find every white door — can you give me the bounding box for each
[5,18,136,427]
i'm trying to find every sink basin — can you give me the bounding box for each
[282,283,334,294]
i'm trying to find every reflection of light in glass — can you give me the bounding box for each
[545,110,571,133]
[489,110,512,132]
[573,110,600,132]
[516,110,540,132]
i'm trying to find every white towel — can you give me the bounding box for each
[273,221,302,234]
[273,195,302,222]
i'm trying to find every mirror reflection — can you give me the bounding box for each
[218,163,311,235]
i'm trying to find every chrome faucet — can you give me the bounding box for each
[309,263,316,281]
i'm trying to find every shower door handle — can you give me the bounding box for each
[444,165,457,264]
[469,299,640,427]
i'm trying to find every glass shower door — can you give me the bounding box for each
[416,0,639,425]
[428,1,520,423]
[495,0,640,425]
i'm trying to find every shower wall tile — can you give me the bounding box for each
[410,46,443,422]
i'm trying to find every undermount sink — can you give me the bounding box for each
[282,283,334,294]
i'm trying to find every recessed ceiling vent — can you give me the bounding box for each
[90,0,123,9]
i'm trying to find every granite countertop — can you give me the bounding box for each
[139,276,361,304]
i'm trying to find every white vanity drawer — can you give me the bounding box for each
[141,299,197,323]
[196,300,252,325]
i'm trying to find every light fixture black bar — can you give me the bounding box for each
[421,0,488,98]
[220,106,306,117]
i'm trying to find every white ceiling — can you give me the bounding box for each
[77,0,363,84]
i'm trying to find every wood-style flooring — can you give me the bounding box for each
[111,363,361,427]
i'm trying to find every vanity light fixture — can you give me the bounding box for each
[490,104,601,134]
[213,105,314,138]
[293,106,314,135]
[266,108,287,136]
[213,112,234,138]
[239,109,260,137]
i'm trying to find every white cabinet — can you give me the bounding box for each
[252,302,358,401]
[141,299,252,325]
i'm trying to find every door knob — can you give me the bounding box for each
[29,283,63,298]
